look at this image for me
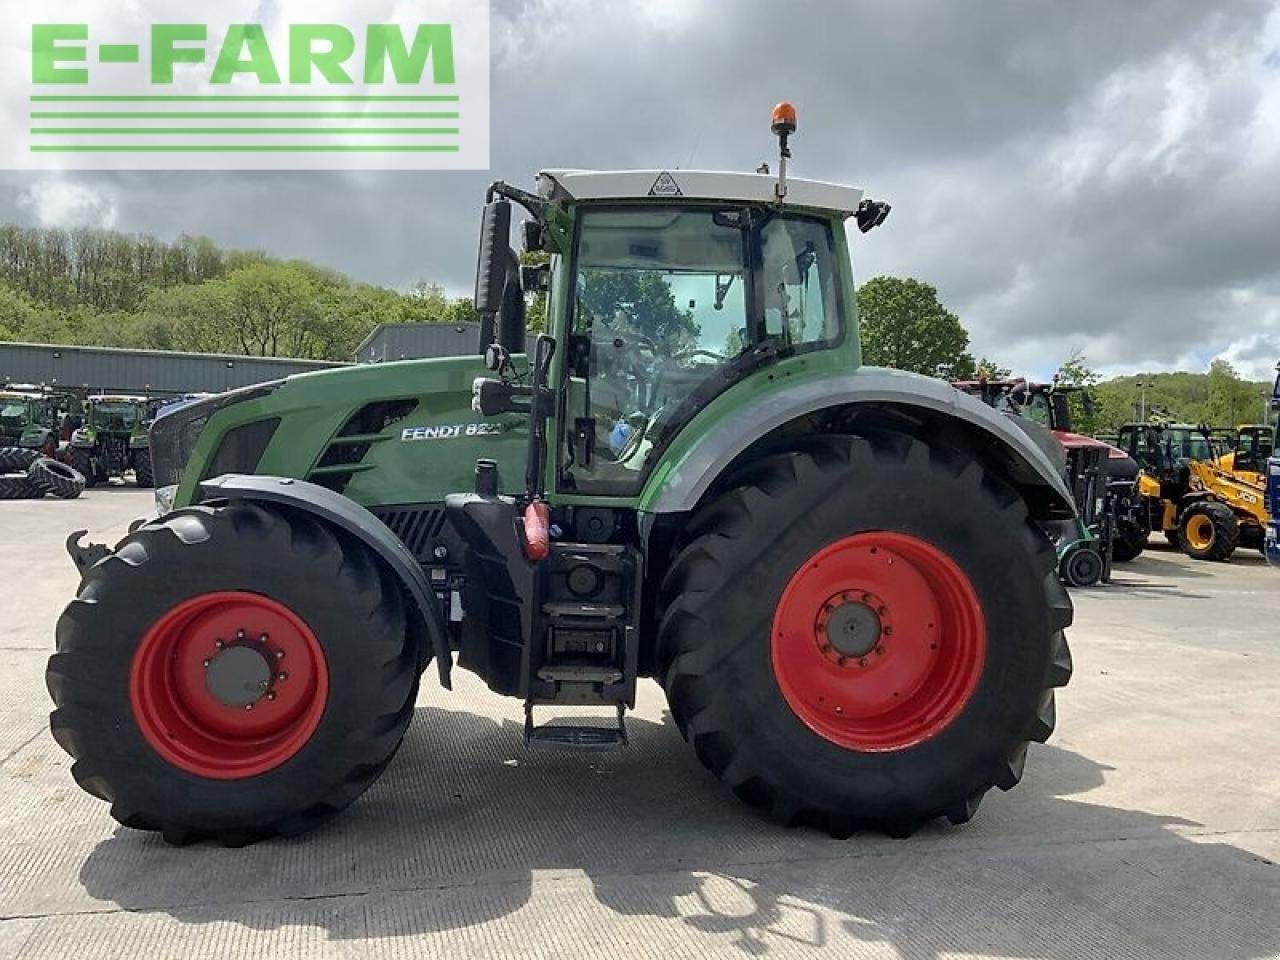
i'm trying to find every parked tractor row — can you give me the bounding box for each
[0,384,163,494]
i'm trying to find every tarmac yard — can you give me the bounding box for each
[1,488,1277,960]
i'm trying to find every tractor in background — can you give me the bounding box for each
[1118,422,1268,561]
[951,377,1145,582]
[49,104,1074,847]
[68,395,153,487]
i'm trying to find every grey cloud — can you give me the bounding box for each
[1,0,1277,378]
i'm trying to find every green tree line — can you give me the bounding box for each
[0,224,482,360]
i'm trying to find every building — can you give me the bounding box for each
[356,322,485,363]
[0,341,346,397]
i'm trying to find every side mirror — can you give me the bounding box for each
[521,263,550,293]
[522,220,545,253]
[855,199,891,234]
[474,199,512,315]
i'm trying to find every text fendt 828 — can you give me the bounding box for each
[50,106,1074,846]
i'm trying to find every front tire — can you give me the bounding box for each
[658,433,1072,837]
[1178,501,1237,561]
[69,448,97,488]
[47,501,420,845]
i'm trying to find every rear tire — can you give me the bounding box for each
[28,457,85,500]
[47,501,420,845]
[658,433,1072,837]
[1177,501,1237,561]
[1110,523,1146,562]
[133,448,153,488]
[0,447,39,474]
[0,474,40,499]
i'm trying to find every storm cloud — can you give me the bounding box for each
[2,0,1278,378]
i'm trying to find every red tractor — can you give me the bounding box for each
[953,378,1146,571]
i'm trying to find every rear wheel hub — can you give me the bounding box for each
[771,532,987,753]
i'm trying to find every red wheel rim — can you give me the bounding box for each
[130,591,329,779]
[771,532,986,752]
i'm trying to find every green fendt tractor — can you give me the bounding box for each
[68,395,153,487]
[50,105,1074,846]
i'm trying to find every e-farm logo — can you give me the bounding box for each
[2,1,489,170]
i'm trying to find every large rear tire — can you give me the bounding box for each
[0,474,40,499]
[47,501,420,845]
[28,457,85,500]
[133,447,154,488]
[658,432,1072,837]
[0,447,39,474]
[1177,501,1237,561]
[1110,522,1146,563]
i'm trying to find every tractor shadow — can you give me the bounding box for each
[78,703,1280,958]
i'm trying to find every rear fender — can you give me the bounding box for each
[198,474,452,688]
[640,368,1076,520]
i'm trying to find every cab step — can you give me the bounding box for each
[523,702,629,751]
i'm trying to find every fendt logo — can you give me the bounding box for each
[1,2,489,171]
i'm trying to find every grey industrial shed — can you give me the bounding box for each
[0,342,345,396]
[356,322,484,363]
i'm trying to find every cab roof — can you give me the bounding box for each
[538,169,864,217]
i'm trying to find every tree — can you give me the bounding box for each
[856,276,973,379]
[1055,350,1102,434]
[577,270,698,354]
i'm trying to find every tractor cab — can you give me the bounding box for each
[472,158,889,505]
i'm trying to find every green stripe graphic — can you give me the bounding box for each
[31,145,461,153]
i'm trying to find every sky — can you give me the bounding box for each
[2,0,1279,381]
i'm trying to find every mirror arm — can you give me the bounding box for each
[486,180,548,223]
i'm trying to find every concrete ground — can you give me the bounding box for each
[0,487,1277,960]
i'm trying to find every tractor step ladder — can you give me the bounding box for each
[523,702,629,750]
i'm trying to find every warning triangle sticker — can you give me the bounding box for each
[648,171,682,197]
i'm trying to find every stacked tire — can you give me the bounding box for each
[0,447,86,500]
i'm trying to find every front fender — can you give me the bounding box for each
[198,474,452,688]
[640,366,1075,518]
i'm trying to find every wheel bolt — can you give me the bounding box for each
[237,629,246,640]
[277,672,288,682]
[202,659,211,668]
[244,703,254,711]
[883,627,894,636]
[214,638,224,649]
[859,658,868,667]
[875,645,885,655]
[260,634,269,643]
[837,656,848,666]
[266,692,277,701]
[275,650,285,660]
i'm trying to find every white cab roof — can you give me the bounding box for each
[538,169,864,216]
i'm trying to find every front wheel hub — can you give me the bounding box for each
[130,591,328,779]
[205,644,275,708]
[771,532,986,752]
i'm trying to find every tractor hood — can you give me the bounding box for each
[164,354,530,512]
